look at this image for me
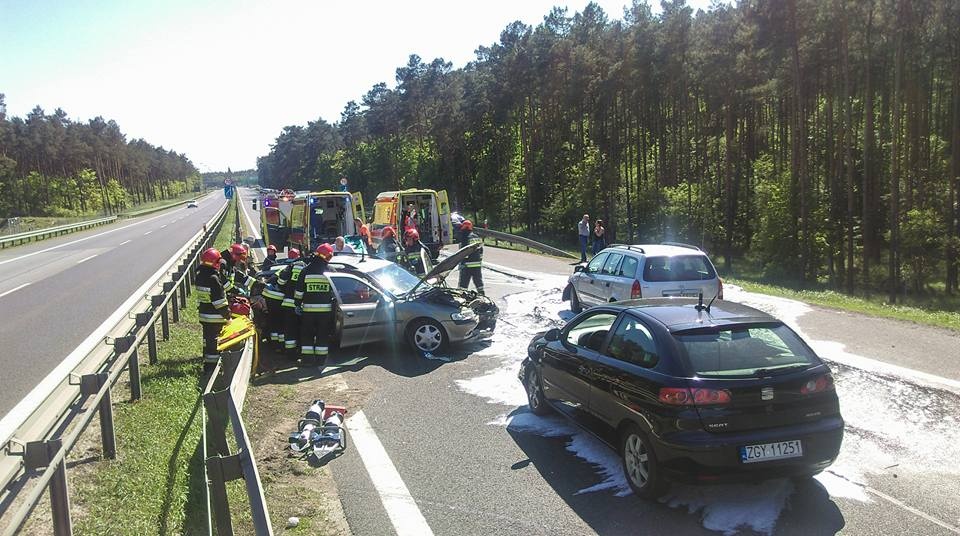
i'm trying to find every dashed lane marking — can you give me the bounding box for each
[348,411,434,536]
[0,211,170,267]
[0,282,30,298]
[76,254,98,264]
[119,240,131,246]
[143,231,152,236]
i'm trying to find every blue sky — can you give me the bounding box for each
[1,0,718,172]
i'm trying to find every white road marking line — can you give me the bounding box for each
[348,411,434,536]
[865,486,960,534]
[76,254,98,264]
[160,224,168,229]
[143,231,152,235]
[119,240,132,245]
[0,282,30,298]
[0,211,170,267]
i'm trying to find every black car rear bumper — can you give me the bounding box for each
[654,416,844,484]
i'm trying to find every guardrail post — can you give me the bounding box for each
[113,336,141,401]
[171,289,180,322]
[81,373,116,459]
[203,390,231,457]
[161,303,170,340]
[178,276,188,308]
[147,324,158,364]
[206,454,242,536]
[24,439,72,536]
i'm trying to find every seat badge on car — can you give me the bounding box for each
[761,387,774,401]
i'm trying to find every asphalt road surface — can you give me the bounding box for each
[0,194,227,417]
[241,189,959,535]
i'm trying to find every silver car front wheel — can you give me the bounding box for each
[406,319,448,354]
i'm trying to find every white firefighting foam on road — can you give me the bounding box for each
[456,275,960,534]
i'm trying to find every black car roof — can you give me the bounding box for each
[611,298,778,332]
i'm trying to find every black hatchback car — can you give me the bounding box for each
[518,298,843,498]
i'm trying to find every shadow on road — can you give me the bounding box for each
[503,406,846,536]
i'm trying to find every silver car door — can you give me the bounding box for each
[577,253,609,306]
[329,274,393,348]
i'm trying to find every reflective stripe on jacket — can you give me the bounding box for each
[459,230,483,268]
[196,265,229,324]
[295,259,335,313]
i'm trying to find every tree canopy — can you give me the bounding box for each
[0,95,199,218]
[259,0,960,300]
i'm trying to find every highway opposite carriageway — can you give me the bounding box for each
[0,194,227,417]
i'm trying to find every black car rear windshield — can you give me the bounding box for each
[675,325,818,378]
[643,255,716,282]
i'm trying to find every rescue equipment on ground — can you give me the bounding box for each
[288,400,347,459]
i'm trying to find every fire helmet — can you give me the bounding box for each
[461,220,473,231]
[287,248,301,260]
[405,228,420,241]
[200,248,221,267]
[267,244,277,254]
[382,226,395,238]
[230,243,247,261]
[315,243,334,261]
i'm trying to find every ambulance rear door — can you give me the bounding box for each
[437,190,453,245]
[352,192,366,224]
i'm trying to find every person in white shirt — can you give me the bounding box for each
[333,236,355,254]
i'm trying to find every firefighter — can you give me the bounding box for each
[296,243,336,365]
[355,218,372,252]
[401,228,426,274]
[261,244,278,271]
[458,220,484,294]
[223,243,254,295]
[377,226,401,263]
[197,248,231,366]
[261,269,285,349]
[277,248,305,354]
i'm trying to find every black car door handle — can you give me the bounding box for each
[345,312,355,317]
[589,280,594,284]
[605,282,610,287]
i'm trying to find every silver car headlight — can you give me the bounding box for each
[451,309,476,321]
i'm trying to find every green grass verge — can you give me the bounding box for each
[727,277,960,333]
[71,199,236,535]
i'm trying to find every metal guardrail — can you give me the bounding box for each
[0,217,117,248]
[475,228,578,259]
[202,340,273,535]
[0,201,229,535]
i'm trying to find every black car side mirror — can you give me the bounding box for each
[544,328,560,342]
[574,265,584,273]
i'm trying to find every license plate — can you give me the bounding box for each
[740,440,803,463]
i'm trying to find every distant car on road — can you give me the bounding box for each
[564,243,722,313]
[186,201,198,208]
[520,298,843,498]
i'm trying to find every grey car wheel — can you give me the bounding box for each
[406,319,448,354]
[621,424,666,498]
[525,367,551,416]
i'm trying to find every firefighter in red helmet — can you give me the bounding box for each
[457,220,484,294]
[377,226,401,263]
[276,248,305,354]
[401,228,426,274]
[295,243,336,365]
[223,243,254,295]
[197,248,231,366]
[261,244,278,271]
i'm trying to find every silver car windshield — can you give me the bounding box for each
[370,264,428,296]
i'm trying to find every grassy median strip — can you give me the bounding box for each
[70,200,236,535]
[727,278,960,333]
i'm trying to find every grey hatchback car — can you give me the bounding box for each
[564,243,723,312]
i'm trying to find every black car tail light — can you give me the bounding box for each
[800,374,834,395]
[658,387,731,406]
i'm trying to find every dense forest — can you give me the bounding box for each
[0,94,199,218]
[201,169,258,189]
[257,0,960,301]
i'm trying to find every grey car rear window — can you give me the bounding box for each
[643,255,716,282]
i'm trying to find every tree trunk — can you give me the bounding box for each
[889,18,903,304]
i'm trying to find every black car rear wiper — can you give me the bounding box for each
[752,364,810,377]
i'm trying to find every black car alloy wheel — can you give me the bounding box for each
[621,424,666,498]
[568,285,583,313]
[525,367,550,416]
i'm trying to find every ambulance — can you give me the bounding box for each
[261,190,366,253]
[370,189,453,260]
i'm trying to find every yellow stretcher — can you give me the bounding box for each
[217,314,261,373]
